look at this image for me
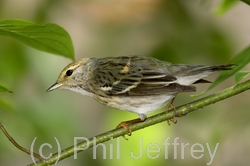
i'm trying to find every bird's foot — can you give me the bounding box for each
[116,118,143,140]
[167,98,178,125]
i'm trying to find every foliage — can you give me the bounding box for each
[235,71,250,83]
[0,85,12,93]
[0,19,74,60]
[192,46,250,97]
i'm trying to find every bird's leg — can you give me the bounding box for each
[166,97,177,125]
[116,115,146,139]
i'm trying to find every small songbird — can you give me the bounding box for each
[47,55,234,134]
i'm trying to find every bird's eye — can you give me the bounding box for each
[66,69,73,76]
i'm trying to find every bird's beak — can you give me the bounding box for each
[46,82,63,92]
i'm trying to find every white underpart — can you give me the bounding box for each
[106,94,175,120]
[176,72,212,86]
[64,86,94,98]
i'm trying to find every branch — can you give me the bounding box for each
[29,79,250,166]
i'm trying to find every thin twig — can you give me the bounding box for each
[0,123,44,161]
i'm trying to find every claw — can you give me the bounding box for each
[116,122,132,140]
[167,97,176,110]
[116,118,143,140]
[167,97,178,125]
[167,118,177,125]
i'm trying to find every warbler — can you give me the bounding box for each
[47,55,234,134]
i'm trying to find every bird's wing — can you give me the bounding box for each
[108,71,178,95]
[91,67,196,96]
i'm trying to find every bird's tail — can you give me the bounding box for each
[173,64,236,86]
[199,64,236,72]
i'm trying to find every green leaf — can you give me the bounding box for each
[0,19,74,60]
[191,45,250,97]
[214,0,238,15]
[234,71,250,84]
[0,85,12,93]
[240,0,250,6]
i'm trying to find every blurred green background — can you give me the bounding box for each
[0,0,250,165]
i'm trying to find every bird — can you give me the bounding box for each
[47,55,234,135]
